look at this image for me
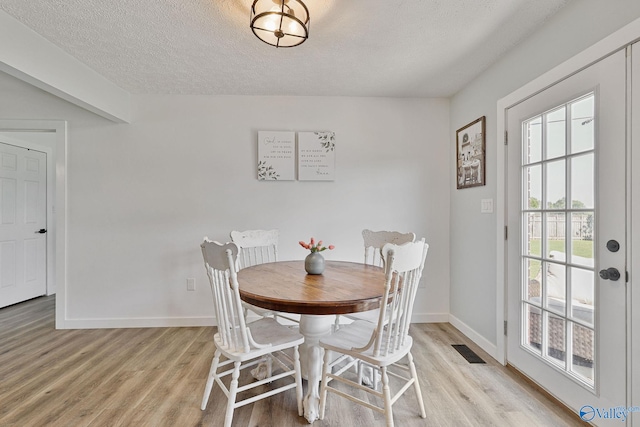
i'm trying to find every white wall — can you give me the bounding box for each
[449,0,640,356]
[0,73,450,327]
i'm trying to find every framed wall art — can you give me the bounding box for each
[257,131,295,180]
[298,131,335,181]
[456,116,486,189]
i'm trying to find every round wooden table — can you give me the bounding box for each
[237,260,386,423]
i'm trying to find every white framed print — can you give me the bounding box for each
[257,131,296,180]
[298,131,336,181]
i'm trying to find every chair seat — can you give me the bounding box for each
[320,320,413,367]
[242,301,276,317]
[215,318,304,361]
[343,306,400,326]
[343,308,379,323]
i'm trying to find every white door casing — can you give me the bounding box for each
[631,43,640,427]
[0,141,47,308]
[0,120,66,329]
[506,49,627,424]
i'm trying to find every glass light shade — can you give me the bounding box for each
[250,0,310,48]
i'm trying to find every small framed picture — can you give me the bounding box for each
[456,116,486,189]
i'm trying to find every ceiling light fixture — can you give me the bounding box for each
[250,0,310,48]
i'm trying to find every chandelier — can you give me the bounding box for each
[250,0,310,48]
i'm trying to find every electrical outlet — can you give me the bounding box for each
[187,278,196,291]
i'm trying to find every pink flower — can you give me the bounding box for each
[299,238,335,253]
[299,241,310,249]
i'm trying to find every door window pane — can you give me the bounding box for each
[571,154,594,209]
[546,312,566,366]
[571,212,594,264]
[545,261,566,315]
[525,303,542,355]
[546,212,566,258]
[546,107,566,159]
[525,213,541,257]
[571,322,594,385]
[570,95,595,154]
[546,160,565,209]
[525,258,541,303]
[570,267,594,327]
[524,165,542,209]
[524,116,542,164]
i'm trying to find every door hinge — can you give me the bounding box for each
[504,226,508,240]
[626,271,629,282]
[504,130,508,145]
[504,320,508,335]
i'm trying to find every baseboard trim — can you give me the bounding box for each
[449,314,498,362]
[412,312,450,323]
[60,312,450,329]
[60,316,216,329]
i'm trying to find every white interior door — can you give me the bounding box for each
[0,141,47,308]
[506,49,627,425]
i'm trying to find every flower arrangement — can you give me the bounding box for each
[299,237,335,253]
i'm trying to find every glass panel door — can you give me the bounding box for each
[506,49,627,422]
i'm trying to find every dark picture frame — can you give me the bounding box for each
[456,116,486,189]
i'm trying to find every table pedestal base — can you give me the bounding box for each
[299,314,332,423]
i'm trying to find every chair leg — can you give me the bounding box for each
[381,366,394,427]
[224,361,241,427]
[358,363,380,391]
[319,349,331,420]
[407,352,426,418]
[201,349,221,410]
[266,354,273,378]
[294,346,303,417]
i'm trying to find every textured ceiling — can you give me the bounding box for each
[0,0,571,97]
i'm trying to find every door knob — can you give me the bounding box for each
[35,229,47,234]
[599,267,620,281]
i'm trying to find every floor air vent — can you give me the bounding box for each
[452,344,486,364]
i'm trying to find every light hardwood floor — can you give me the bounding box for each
[0,296,584,426]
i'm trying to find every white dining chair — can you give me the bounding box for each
[318,240,429,427]
[334,230,416,331]
[230,229,298,324]
[199,239,304,427]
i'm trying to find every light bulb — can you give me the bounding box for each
[288,19,303,35]
[264,5,283,32]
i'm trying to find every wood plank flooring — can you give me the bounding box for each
[0,296,584,426]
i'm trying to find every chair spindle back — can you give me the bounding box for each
[230,229,279,269]
[371,239,428,358]
[362,229,416,267]
[201,239,250,353]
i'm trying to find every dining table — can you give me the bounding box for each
[237,260,386,424]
